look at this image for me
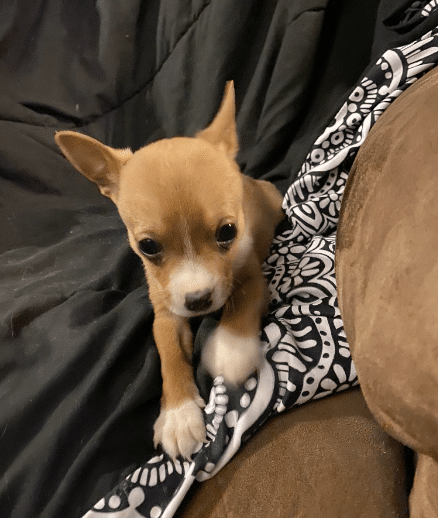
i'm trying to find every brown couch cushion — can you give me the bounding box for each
[337,65,438,458]
[410,454,438,517]
[176,388,409,518]
[336,66,438,514]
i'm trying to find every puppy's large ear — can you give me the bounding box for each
[196,81,238,159]
[54,131,133,200]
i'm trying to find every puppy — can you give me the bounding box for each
[55,82,284,459]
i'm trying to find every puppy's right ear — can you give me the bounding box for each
[196,81,238,159]
[55,131,133,200]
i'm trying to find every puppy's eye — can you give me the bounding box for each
[138,238,162,258]
[216,223,237,249]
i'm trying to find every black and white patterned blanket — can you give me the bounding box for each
[84,3,438,517]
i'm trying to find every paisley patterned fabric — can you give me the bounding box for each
[83,4,438,517]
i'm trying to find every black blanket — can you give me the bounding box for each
[1,1,436,517]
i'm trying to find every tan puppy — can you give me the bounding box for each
[55,82,284,459]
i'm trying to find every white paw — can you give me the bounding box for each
[202,326,263,385]
[153,397,206,460]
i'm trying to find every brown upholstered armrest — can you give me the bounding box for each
[337,66,438,517]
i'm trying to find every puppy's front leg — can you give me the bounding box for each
[153,312,205,459]
[202,259,267,385]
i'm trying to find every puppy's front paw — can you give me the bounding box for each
[202,326,263,385]
[153,396,206,460]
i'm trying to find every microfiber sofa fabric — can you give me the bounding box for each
[176,389,410,518]
[336,63,438,518]
[0,1,437,517]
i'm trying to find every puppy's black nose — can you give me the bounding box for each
[185,289,213,313]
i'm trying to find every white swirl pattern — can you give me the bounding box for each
[83,7,438,518]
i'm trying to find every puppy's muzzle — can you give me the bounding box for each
[185,289,213,313]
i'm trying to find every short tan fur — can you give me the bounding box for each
[55,82,284,459]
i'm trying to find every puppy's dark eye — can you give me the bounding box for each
[138,238,162,257]
[216,223,237,249]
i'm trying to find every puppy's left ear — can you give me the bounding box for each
[55,131,133,201]
[196,81,238,159]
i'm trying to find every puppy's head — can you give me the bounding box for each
[55,82,252,317]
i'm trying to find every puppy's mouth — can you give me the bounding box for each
[169,289,229,318]
[167,261,232,318]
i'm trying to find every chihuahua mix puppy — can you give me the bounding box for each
[55,82,284,459]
